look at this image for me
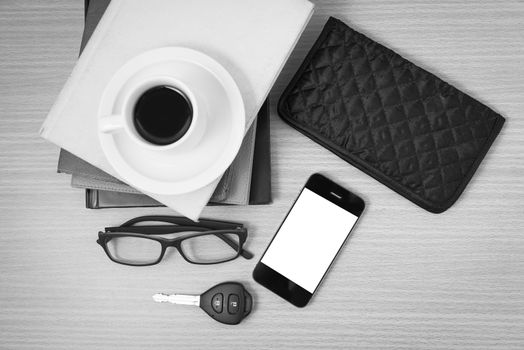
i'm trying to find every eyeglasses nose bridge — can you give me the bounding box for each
[156,241,182,262]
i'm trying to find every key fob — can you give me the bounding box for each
[200,282,253,325]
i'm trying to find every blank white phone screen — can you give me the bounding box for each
[261,188,358,293]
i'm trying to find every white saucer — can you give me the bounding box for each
[98,47,245,195]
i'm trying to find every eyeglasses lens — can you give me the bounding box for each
[180,232,240,264]
[106,236,162,265]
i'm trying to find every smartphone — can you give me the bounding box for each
[253,173,365,307]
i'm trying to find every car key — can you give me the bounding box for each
[153,281,253,325]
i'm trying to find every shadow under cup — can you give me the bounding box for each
[132,85,193,146]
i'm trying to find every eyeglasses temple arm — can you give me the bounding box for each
[120,215,243,231]
[104,225,207,234]
[214,232,254,260]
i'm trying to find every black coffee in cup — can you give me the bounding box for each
[133,86,193,145]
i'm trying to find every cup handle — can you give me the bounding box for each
[99,115,124,134]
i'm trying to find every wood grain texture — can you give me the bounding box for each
[1,0,523,348]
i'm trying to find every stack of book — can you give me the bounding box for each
[58,0,272,208]
[41,0,313,218]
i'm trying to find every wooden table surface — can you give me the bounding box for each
[1,1,523,349]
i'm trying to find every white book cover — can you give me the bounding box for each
[40,0,314,220]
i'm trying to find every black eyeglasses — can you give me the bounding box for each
[97,215,253,266]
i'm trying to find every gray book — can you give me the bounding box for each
[66,118,258,204]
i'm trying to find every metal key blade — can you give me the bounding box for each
[152,293,200,306]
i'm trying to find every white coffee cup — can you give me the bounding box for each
[99,75,207,152]
[97,47,245,196]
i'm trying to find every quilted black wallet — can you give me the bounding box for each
[278,17,505,213]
